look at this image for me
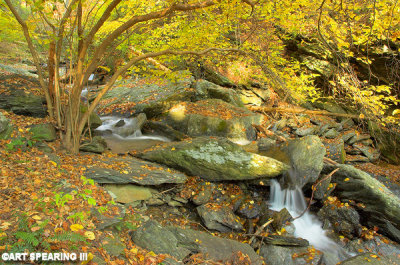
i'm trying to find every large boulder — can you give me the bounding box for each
[130,220,263,264]
[324,164,400,243]
[282,135,326,188]
[98,75,195,118]
[193,79,243,107]
[139,137,289,181]
[166,99,263,141]
[80,136,107,154]
[0,89,46,117]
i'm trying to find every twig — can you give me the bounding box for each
[293,168,340,220]
[249,219,273,245]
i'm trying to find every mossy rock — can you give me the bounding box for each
[166,99,263,141]
[80,105,102,130]
[30,123,57,142]
[139,137,289,181]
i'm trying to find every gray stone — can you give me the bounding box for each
[130,221,192,260]
[282,135,326,187]
[192,182,215,205]
[353,143,380,162]
[102,236,126,256]
[139,137,289,181]
[166,99,263,141]
[103,184,155,204]
[194,79,243,107]
[259,245,323,265]
[0,89,46,117]
[324,164,400,243]
[0,113,12,140]
[323,139,346,164]
[30,123,57,142]
[257,138,277,152]
[168,226,263,264]
[197,203,243,232]
[142,120,187,141]
[295,125,318,137]
[113,113,147,137]
[237,199,261,219]
[318,203,361,238]
[323,128,340,139]
[99,75,194,118]
[85,157,187,185]
[340,253,389,265]
[348,134,371,145]
[80,136,107,153]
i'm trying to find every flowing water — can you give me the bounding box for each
[269,179,339,252]
[95,116,170,153]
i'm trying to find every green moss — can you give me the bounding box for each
[217,120,227,132]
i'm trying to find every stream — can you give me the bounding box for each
[95,116,170,153]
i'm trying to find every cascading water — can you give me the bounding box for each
[269,179,339,252]
[95,116,170,153]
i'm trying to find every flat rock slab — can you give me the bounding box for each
[130,220,263,264]
[85,157,187,185]
[103,184,155,204]
[139,137,289,181]
[197,203,243,232]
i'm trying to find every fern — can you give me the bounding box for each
[15,231,39,247]
[50,231,86,243]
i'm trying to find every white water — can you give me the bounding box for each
[269,179,339,252]
[96,116,170,141]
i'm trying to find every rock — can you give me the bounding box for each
[103,184,155,204]
[190,63,235,87]
[80,105,102,130]
[324,164,400,243]
[29,123,57,142]
[79,136,107,153]
[323,128,340,139]
[139,137,289,181]
[305,173,334,200]
[130,221,192,260]
[236,199,261,219]
[323,139,346,164]
[258,235,309,247]
[257,138,277,152]
[259,245,323,265]
[313,101,354,126]
[197,203,243,232]
[282,135,326,187]
[345,237,400,264]
[92,204,125,230]
[347,134,371,145]
[353,143,380,162]
[345,154,370,163]
[340,253,389,265]
[84,157,187,185]
[102,236,126,256]
[0,113,12,140]
[192,182,216,205]
[33,142,53,153]
[342,131,357,143]
[193,79,243,107]
[142,121,187,141]
[295,125,318,137]
[99,76,195,118]
[301,56,335,78]
[115,119,125,127]
[167,226,263,264]
[166,99,263,141]
[318,203,361,238]
[0,88,46,117]
[271,208,292,231]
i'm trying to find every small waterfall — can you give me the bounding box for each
[269,179,339,252]
[95,116,170,153]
